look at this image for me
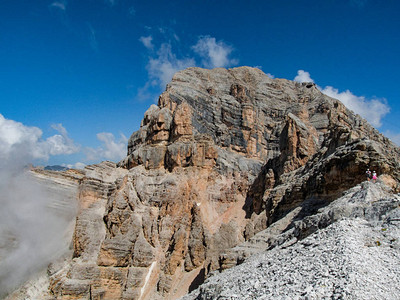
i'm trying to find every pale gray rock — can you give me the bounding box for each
[5,67,400,300]
[182,182,400,300]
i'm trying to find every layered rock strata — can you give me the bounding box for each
[8,67,400,299]
[182,181,400,299]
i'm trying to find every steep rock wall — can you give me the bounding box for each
[11,67,400,299]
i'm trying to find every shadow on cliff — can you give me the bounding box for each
[241,136,388,239]
[189,268,206,293]
[242,163,270,219]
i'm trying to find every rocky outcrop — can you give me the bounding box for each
[220,175,400,270]
[7,67,400,299]
[182,181,400,299]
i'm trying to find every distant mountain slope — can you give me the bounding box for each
[44,165,69,171]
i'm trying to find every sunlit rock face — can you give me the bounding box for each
[182,181,400,300]
[8,67,400,300]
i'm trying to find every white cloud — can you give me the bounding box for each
[50,1,66,10]
[321,86,390,128]
[293,70,390,128]
[0,114,79,166]
[139,36,154,50]
[0,115,42,161]
[0,115,79,294]
[0,169,76,296]
[294,70,314,83]
[384,131,400,146]
[46,123,80,156]
[62,162,86,169]
[266,73,275,79]
[74,162,86,169]
[192,36,238,68]
[147,43,195,89]
[138,35,239,100]
[85,132,128,162]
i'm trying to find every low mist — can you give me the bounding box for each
[0,115,78,297]
[0,168,77,297]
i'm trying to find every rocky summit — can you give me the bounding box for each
[6,67,400,299]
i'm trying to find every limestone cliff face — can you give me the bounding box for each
[11,67,400,300]
[183,181,400,300]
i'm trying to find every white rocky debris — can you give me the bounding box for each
[140,261,157,299]
[182,182,400,299]
[3,67,400,299]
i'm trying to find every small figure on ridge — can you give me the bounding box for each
[365,169,372,181]
[372,171,377,183]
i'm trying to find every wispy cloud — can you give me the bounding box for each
[147,43,196,89]
[139,36,154,50]
[85,132,128,162]
[87,23,98,51]
[384,131,400,146]
[136,80,158,102]
[293,70,390,128]
[50,0,67,11]
[192,36,238,68]
[138,34,238,100]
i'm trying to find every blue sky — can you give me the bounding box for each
[0,0,399,168]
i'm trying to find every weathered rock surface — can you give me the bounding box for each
[6,67,400,299]
[182,181,400,300]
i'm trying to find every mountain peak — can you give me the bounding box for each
[8,67,400,300]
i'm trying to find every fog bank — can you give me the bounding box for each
[0,115,78,297]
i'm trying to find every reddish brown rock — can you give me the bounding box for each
[10,67,400,300]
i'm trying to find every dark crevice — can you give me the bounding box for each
[189,268,206,293]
